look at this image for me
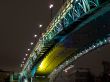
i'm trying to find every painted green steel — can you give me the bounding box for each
[35,0,100,55]
[22,0,104,75]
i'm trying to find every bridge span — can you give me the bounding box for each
[19,0,110,82]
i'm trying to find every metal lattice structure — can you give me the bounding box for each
[22,0,108,78]
[34,0,100,55]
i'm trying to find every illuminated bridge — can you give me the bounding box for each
[19,0,110,82]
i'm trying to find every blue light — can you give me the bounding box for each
[31,65,37,77]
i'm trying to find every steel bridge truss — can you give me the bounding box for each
[35,0,100,55]
[22,0,104,76]
[23,0,101,73]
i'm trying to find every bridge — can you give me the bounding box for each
[19,0,110,82]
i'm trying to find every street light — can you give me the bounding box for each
[49,4,54,9]
[39,24,43,28]
[30,42,34,45]
[28,48,30,51]
[25,54,28,56]
[34,34,37,38]
[24,58,26,60]
[49,4,54,21]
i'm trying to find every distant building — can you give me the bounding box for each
[0,69,10,82]
[10,73,19,82]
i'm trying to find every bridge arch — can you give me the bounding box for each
[49,43,110,82]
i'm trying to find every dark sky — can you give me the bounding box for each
[0,0,63,72]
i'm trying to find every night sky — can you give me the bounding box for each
[0,0,63,72]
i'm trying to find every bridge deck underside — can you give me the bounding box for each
[54,44,110,82]
[35,3,110,75]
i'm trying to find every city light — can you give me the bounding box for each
[24,58,26,60]
[104,39,107,43]
[76,0,78,2]
[93,45,96,48]
[39,24,43,28]
[30,42,34,45]
[63,65,74,73]
[28,48,30,51]
[49,4,54,9]
[25,54,28,56]
[34,34,37,38]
